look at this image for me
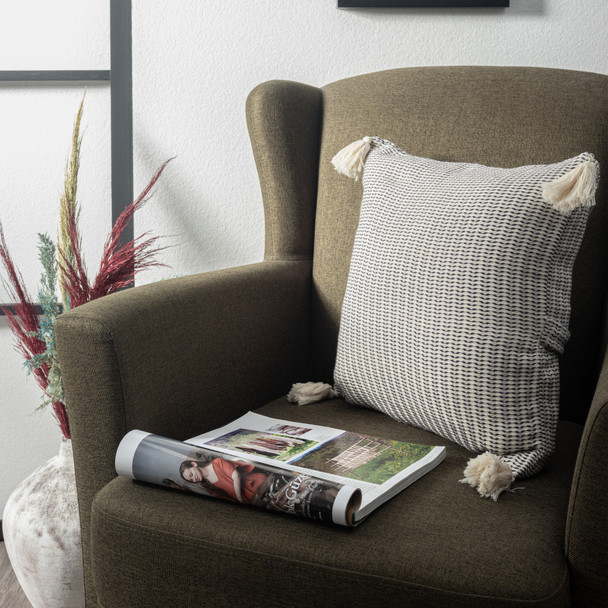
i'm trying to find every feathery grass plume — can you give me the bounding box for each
[91,159,173,298]
[57,91,85,309]
[59,158,173,305]
[58,191,90,308]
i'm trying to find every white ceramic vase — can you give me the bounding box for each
[2,438,85,608]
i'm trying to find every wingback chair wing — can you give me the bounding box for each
[55,67,607,608]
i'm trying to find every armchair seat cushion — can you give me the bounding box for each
[91,398,582,608]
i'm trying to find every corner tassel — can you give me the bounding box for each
[459,452,514,501]
[287,382,338,406]
[331,137,373,181]
[542,159,598,216]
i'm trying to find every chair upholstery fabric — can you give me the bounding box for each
[54,67,608,608]
[91,398,580,608]
[56,260,312,608]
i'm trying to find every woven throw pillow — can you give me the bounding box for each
[331,136,599,500]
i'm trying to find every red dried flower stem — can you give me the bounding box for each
[96,158,173,276]
[59,158,173,306]
[0,222,46,374]
[1,223,71,439]
[60,194,90,307]
[52,401,71,439]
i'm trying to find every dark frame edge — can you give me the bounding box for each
[0,70,110,83]
[1,304,63,316]
[338,1,509,6]
[110,0,133,244]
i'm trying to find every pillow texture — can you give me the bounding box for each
[331,137,599,499]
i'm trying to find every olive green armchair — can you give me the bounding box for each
[56,66,607,608]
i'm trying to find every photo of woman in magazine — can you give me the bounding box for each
[179,457,268,504]
[179,455,339,521]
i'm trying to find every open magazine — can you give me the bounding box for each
[115,411,446,527]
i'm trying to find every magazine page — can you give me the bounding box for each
[115,431,361,527]
[188,412,446,520]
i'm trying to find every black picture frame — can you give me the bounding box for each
[338,1,509,7]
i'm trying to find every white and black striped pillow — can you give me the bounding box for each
[332,137,599,499]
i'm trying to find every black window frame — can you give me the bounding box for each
[0,0,133,314]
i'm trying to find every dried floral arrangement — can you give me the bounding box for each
[0,94,171,439]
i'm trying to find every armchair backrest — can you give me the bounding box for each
[247,67,608,423]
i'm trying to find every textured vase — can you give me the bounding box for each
[2,438,85,608]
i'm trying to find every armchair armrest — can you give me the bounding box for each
[55,259,311,605]
[566,343,608,606]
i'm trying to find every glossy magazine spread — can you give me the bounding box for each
[116,412,446,526]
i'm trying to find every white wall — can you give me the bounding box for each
[2,0,607,513]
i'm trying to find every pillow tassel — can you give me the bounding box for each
[542,159,598,216]
[287,382,338,406]
[331,137,373,181]
[459,452,514,501]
